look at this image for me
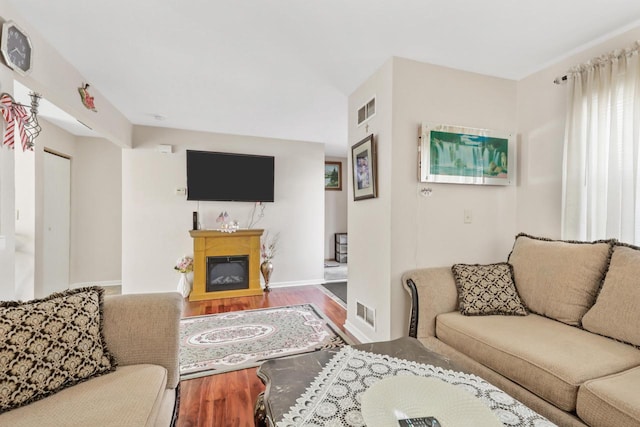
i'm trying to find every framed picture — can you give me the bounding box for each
[324,161,342,191]
[351,134,377,200]
[419,123,515,186]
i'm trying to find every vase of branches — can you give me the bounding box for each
[260,232,279,292]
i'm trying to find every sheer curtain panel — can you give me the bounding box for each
[562,43,640,244]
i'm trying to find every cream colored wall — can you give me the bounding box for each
[516,25,640,237]
[324,156,347,260]
[70,137,122,285]
[0,66,16,299]
[10,119,122,299]
[122,125,324,294]
[13,137,35,300]
[0,0,132,299]
[346,59,394,341]
[347,57,518,342]
[14,120,77,299]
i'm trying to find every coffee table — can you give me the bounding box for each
[254,337,460,427]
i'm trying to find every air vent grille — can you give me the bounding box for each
[357,97,376,126]
[356,301,375,328]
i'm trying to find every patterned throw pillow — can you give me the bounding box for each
[0,287,117,413]
[451,263,528,316]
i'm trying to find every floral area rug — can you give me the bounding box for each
[179,303,352,379]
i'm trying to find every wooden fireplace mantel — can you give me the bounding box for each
[189,229,264,301]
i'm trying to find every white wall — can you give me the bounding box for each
[0,0,132,300]
[324,156,347,260]
[346,59,394,341]
[122,125,324,294]
[516,26,640,237]
[13,135,35,300]
[70,137,122,285]
[14,119,76,299]
[347,57,518,342]
[0,66,16,299]
[11,117,122,298]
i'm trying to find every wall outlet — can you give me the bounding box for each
[464,209,472,224]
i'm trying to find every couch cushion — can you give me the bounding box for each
[0,287,117,413]
[451,263,527,316]
[507,233,612,326]
[436,312,640,411]
[582,244,640,347]
[0,364,168,427]
[576,366,640,427]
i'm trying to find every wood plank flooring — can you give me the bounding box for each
[177,285,356,427]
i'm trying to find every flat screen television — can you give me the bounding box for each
[186,150,275,202]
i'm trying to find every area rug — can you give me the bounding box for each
[179,304,351,379]
[321,281,347,305]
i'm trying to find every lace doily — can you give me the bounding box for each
[277,346,556,427]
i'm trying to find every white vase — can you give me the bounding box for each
[178,272,191,298]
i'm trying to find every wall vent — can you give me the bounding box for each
[356,300,376,329]
[357,97,376,126]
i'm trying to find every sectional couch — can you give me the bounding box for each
[403,234,640,427]
[0,289,182,426]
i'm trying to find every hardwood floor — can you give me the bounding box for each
[176,285,357,427]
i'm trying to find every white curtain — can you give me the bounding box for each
[562,42,640,243]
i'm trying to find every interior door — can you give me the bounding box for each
[42,150,71,296]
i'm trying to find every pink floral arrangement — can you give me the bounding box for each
[174,255,194,273]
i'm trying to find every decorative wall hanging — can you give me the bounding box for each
[351,134,377,201]
[324,161,342,191]
[0,91,41,151]
[419,123,515,186]
[78,83,97,112]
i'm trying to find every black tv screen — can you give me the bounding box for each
[186,150,275,202]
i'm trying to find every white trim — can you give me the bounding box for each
[323,278,347,284]
[266,278,325,289]
[344,319,373,343]
[70,280,122,289]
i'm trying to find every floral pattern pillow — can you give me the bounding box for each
[0,287,116,413]
[452,263,528,316]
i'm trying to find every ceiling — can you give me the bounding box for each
[8,1,640,156]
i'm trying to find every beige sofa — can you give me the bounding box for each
[0,291,183,427]
[402,234,640,427]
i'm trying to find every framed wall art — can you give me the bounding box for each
[419,123,515,186]
[325,161,342,191]
[351,134,377,200]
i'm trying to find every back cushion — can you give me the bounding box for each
[508,234,613,326]
[582,244,640,347]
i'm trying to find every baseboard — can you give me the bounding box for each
[70,280,122,289]
[268,278,325,288]
[344,319,374,343]
[323,278,347,284]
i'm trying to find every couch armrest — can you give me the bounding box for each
[102,292,183,389]
[402,267,458,339]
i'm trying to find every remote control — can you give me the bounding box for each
[398,417,441,427]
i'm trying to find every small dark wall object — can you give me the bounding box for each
[192,212,199,230]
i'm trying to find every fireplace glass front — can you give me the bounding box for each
[206,255,249,292]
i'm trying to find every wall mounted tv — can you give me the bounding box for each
[186,150,275,202]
